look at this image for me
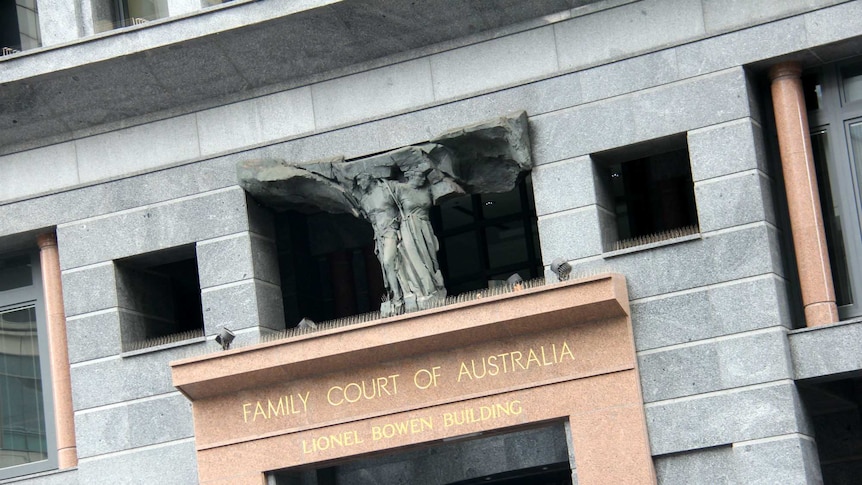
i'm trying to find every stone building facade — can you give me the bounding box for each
[2,0,862,484]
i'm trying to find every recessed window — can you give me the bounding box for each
[431,176,542,296]
[92,0,168,32]
[115,246,204,351]
[595,135,699,250]
[271,176,541,326]
[805,59,862,319]
[0,252,54,479]
[0,0,41,55]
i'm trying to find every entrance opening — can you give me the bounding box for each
[800,376,862,483]
[267,423,572,485]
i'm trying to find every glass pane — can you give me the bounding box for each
[481,187,521,220]
[0,306,47,469]
[811,131,853,306]
[14,0,40,50]
[486,222,527,270]
[439,195,474,231]
[0,256,32,292]
[802,71,823,111]
[841,63,862,105]
[442,232,480,279]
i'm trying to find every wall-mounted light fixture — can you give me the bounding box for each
[215,327,235,350]
[550,258,571,282]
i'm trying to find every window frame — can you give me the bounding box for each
[0,251,57,480]
[806,62,862,320]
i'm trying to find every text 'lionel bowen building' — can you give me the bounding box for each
[2,0,862,484]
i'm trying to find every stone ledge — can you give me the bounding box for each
[171,273,630,400]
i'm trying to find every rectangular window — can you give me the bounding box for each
[115,246,205,351]
[0,252,54,480]
[0,0,41,55]
[92,0,168,32]
[805,59,862,319]
[594,135,699,251]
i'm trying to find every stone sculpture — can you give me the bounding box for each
[238,111,532,317]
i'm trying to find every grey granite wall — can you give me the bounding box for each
[4,0,862,484]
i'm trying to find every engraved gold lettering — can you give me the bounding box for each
[511,350,525,370]
[414,367,441,389]
[457,362,472,382]
[560,341,574,361]
[527,349,541,368]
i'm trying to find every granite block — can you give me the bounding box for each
[201,280,260,334]
[555,0,705,70]
[631,68,752,142]
[0,142,79,202]
[75,115,201,184]
[677,16,809,78]
[530,96,637,165]
[196,234,255,289]
[688,118,767,182]
[804,0,862,47]
[200,279,283,333]
[631,275,792,351]
[313,58,434,128]
[255,279,286,331]
[694,171,775,232]
[732,435,823,485]
[579,49,680,103]
[592,224,783,300]
[532,156,612,216]
[0,154,239,238]
[654,446,733,485]
[57,187,248,270]
[645,382,807,455]
[70,343,205,410]
[197,87,315,156]
[250,234,281,286]
[638,328,792,402]
[36,0,81,46]
[76,439,198,485]
[430,26,558,100]
[75,393,194,458]
[701,0,840,33]
[67,310,123,364]
[790,320,862,380]
[409,70,583,138]
[61,263,118,317]
[538,207,605,264]
[530,69,749,165]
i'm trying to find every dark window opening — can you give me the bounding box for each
[595,135,699,250]
[92,0,168,32]
[268,423,572,485]
[0,0,40,55]
[800,377,862,485]
[115,246,204,351]
[275,211,383,327]
[431,176,542,297]
[273,176,541,327]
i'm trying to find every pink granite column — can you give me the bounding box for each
[37,232,78,468]
[770,62,839,327]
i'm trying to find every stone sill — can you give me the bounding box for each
[602,233,702,259]
[171,273,630,400]
[121,336,206,359]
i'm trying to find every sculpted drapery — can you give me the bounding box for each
[238,112,532,317]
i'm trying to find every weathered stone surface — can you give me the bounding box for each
[237,112,532,316]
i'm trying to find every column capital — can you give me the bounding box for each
[769,61,803,82]
[36,231,58,249]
